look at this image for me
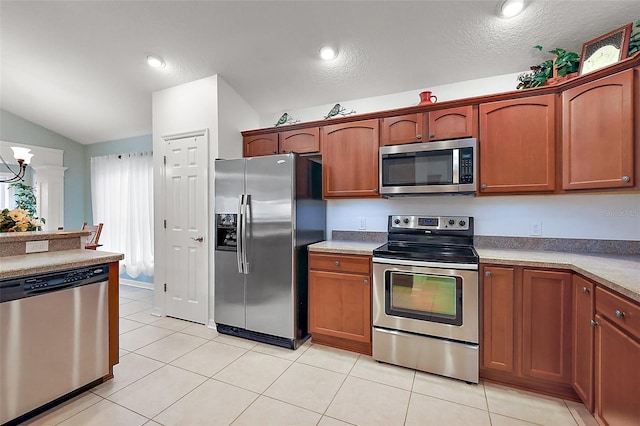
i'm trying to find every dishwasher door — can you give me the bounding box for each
[0,280,109,424]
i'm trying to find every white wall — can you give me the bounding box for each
[260,71,524,128]
[152,74,259,326]
[327,194,640,241]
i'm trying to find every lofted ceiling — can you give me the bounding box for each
[1,0,638,145]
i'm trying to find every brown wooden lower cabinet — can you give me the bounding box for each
[594,286,640,425]
[308,252,372,355]
[108,261,120,377]
[480,264,577,400]
[572,274,595,412]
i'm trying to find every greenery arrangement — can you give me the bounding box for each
[11,182,38,217]
[517,46,580,90]
[0,183,45,232]
[629,19,640,57]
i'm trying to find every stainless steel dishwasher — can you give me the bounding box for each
[0,264,110,425]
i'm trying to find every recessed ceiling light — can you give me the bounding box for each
[319,46,338,61]
[499,0,525,18]
[146,54,166,69]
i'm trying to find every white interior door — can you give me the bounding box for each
[164,134,208,323]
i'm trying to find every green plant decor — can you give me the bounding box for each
[628,19,640,57]
[517,46,580,90]
[10,182,38,217]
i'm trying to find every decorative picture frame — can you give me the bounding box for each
[579,23,633,75]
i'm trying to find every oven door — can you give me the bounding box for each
[372,258,478,344]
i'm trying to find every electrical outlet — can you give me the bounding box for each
[530,221,542,236]
[358,217,366,230]
[26,240,49,253]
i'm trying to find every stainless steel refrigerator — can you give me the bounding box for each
[214,153,325,349]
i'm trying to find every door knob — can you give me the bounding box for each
[191,237,204,242]
[429,133,436,138]
[615,310,625,319]
[335,261,340,266]
[364,279,369,285]
[621,176,630,183]
[416,134,422,139]
[582,287,590,294]
[485,271,491,277]
[590,319,599,327]
[481,184,487,190]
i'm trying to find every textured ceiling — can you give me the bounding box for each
[1,1,638,144]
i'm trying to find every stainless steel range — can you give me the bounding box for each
[372,215,479,383]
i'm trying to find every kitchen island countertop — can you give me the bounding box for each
[0,249,124,279]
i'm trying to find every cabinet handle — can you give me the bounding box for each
[373,188,378,193]
[416,134,422,139]
[621,176,630,183]
[485,271,491,277]
[364,279,369,285]
[430,133,436,138]
[582,287,590,294]
[481,184,487,190]
[335,261,340,266]
[615,310,626,319]
[590,319,599,327]
[272,150,277,154]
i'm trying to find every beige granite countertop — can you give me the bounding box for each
[0,249,124,279]
[307,241,640,302]
[0,230,90,242]
[477,248,640,303]
[309,240,383,256]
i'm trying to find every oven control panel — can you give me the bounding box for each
[390,215,471,231]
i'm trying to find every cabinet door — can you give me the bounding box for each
[562,69,634,190]
[279,127,320,154]
[595,315,640,425]
[481,265,516,373]
[321,119,380,198]
[243,134,278,157]
[309,270,371,343]
[572,275,595,411]
[428,105,477,141]
[380,113,425,146]
[522,269,573,383]
[479,95,556,193]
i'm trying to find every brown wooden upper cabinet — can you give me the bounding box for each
[479,94,556,193]
[243,128,320,157]
[278,127,320,154]
[562,69,634,190]
[380,113,424,146]
[243,133,278,157]
[321,119,380,198]
[428,105,477,141]
[379,106,477,146]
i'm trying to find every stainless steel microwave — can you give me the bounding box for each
[379,138,477,196]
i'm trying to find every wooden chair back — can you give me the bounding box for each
[82,222,103,249]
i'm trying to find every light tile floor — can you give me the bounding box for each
[24,285,598,426]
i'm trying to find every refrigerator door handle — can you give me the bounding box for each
[242,194,250,274]
[236,194,244,274]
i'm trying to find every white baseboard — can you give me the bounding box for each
[119,278,154,290]
[208,319,217,330]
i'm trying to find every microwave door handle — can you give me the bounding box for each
[452,149,460,184]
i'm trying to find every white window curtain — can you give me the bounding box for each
[90,152,154,277]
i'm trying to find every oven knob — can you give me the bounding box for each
[394,218,400,224]
[403,218,409,224]
[459,220,466,227]
[448,219,455,225]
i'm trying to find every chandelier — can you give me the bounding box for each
[0,147,33,183]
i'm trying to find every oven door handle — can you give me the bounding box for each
[372,257,478,271]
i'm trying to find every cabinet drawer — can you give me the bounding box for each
[309,253,370,275]
[595,287,640,340]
